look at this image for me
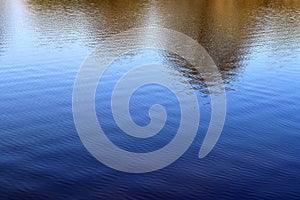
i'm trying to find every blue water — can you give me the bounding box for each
[1,0,300,199]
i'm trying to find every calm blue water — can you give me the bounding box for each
[1,0,300,199]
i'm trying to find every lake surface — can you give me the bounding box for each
[1,0,300,199]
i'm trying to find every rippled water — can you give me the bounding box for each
[1,0,300,199]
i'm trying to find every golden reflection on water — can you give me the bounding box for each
[1,0,300,86]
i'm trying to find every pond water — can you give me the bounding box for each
[0,0,300,199]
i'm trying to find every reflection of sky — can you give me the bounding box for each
[97,63,181,153]
[2,0,35,62]
[1,0,89,71]
[0,0,10,56]
[95,49,209,153]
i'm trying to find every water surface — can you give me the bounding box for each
[1,0,300,199]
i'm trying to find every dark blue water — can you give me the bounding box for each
[1,0,300,199]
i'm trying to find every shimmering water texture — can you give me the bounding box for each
[0,0,300,199]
